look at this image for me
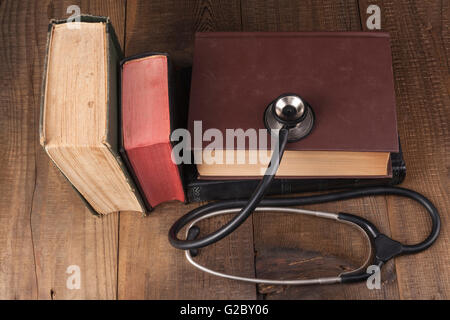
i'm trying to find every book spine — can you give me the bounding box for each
[390,142,406,185]
[120,53,187,209]
[186,174,404,203]
[118,56,153,213]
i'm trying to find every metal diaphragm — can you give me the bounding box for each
[264,93,315,142]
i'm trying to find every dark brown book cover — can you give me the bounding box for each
[188,32,399,153]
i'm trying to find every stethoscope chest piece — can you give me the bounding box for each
[264,93,315,142]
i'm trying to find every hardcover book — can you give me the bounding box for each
[189,32,399,179]
[121,53,186,209]
[181,32,406,202]
[40,16,147,215]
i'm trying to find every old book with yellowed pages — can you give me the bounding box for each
[40,16,146,215]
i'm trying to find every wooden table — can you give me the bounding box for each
[0,0,448,300]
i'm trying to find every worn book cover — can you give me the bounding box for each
[40,15,147,215]
[121,53,186,209]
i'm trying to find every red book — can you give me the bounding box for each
[121,54,185,208]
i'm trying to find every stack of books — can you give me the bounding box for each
[40,16,405,215]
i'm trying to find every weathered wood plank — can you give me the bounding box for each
[241,0,400,299]
[241,0,361,31]
[359,0,450,299]
[118,0,257,299]
[0,0,39,299]
[124,0,243,65]
[0,0,126,299]
[118,203,256,299]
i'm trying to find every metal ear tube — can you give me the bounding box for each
[168,93,440,286]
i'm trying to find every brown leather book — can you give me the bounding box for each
[188,32,399,178]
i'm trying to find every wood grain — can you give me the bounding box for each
[0,0,39,299]
[241,0,362,31]
[359,0,450,299]
[118,0,257,300]
[125,0,243,66]
[0,0,126,299]
[241,0,400,299]
[118,203,256,299]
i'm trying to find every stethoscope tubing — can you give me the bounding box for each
[168,128,441,284]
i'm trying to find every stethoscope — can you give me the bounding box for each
[168,94,441,285]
